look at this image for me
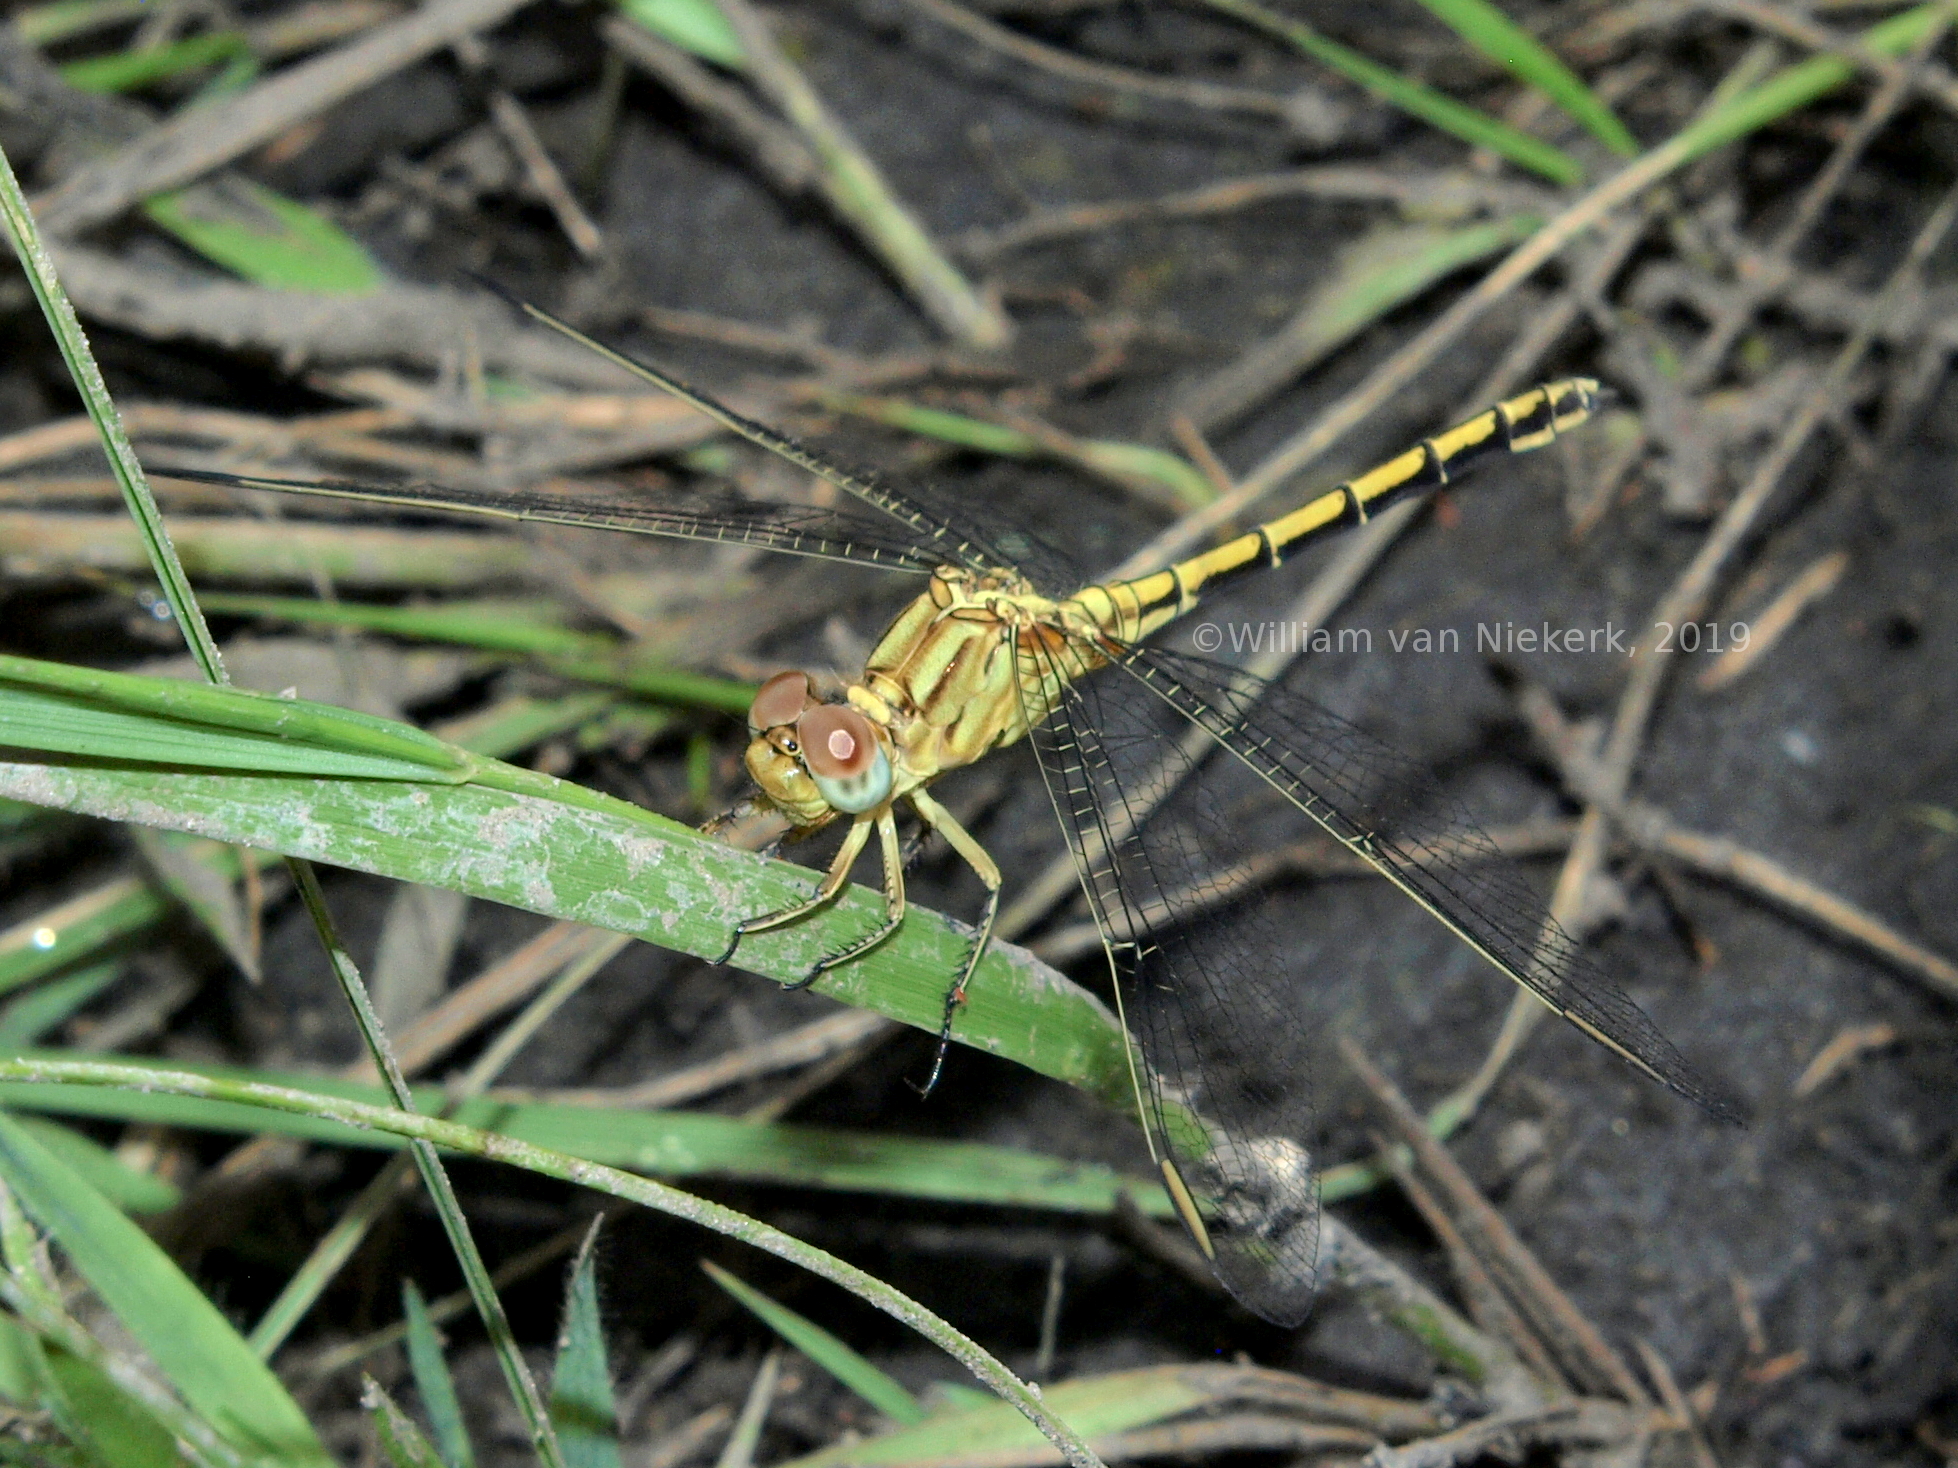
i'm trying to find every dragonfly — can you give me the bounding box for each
[162,293,1737,1326]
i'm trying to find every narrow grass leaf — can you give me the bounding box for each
[57,31,248,93]
[1669,3,1948,166]
[825,395,1214,511]
[13,1118,178,1215]
[0,654,472,779]
[1185,215,1541,426]
[196,592,597,657]
[0,1059,1103,1468]
[0,1053,1171,1219]
[403,1282,476,1468]
[777,1365,1225,1468]
[617,0,745,68]
[703,1261,925,1425]
[0,962,123,1049]
[1196,0,1584,183]
[717,1348,780,1468]
[143,179,384,295]
[1409,0,1636,155]
[366,1376,449,1468]
[0,881,164,995]
[0,1112,332,1466]
[551,1224,621,1468]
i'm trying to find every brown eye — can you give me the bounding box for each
[796,704,893,814]
[798,705,876,779]
[749,670,812,732]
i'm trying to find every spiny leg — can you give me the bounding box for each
[907,788,1002,1098]
[715,815,873,967]
[796,809,908,989]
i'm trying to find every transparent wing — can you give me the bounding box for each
[1118,645,1744,1124]
[153,465,954,574]
[1019,632,1323,1326]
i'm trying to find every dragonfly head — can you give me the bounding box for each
[744,671,893,826]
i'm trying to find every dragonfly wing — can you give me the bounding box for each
[1018,634,1323,1326]
[153,466,954,573]
[1120,646,1745,1124]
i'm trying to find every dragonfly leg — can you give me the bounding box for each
[794,810,907,988]
[715,815,874,967]
[906,789,1002,1098]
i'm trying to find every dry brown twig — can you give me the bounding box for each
[714,0,1011,349]
[1581,7,1952,521]
[33,0,546,235]
[1338,1034,1652,1406]
[1510,677,1958,1003]
[874,0,1350,144]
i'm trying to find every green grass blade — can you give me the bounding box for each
[0,654,473,779]
[0,1058,1107,1468]
[703,1261,926,1425]
[1409,0,1637,155]
[12,1119,178,1216]
[0,1054,1169,1218]
[365,1376,450,1468]
[1668,3,1949,166]
[56,31,249,93]
[0,1111,332,1466]
[0,881,164,996]
[196,593,597,657]
[777,1365,1230,1468]
[0,692,616,1001]
[196,593,761,714]
[0,142,223,682]
[0,748,1138,1117]
[551,1225,621,1468]
[403,1282,476,1468]
[616,0,745,67]
[141,179,385,295]
[0,963,124,1049]
[1195,0,1584,183]
[824,396,1215,511]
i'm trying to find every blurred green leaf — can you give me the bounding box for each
[1197,0,1584,183]
[1669,3,1948,166]
[551,1226,620,1468]
[42,1346,188,1468]
[617,0,745,68]
[0,1111,332,1466]
[57,31,247,93]
[1410,0,1636,155]
[142,178,384,295]
[0,1053,1169,1219]
[778,1365,1231,1468]
[0,962,124,1049]
[703,1261,925,1425]
[12,1117,178,1216]
[403,1282,476,1468]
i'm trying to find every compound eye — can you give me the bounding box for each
[749,670,812,732]
[797,704,892,814]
